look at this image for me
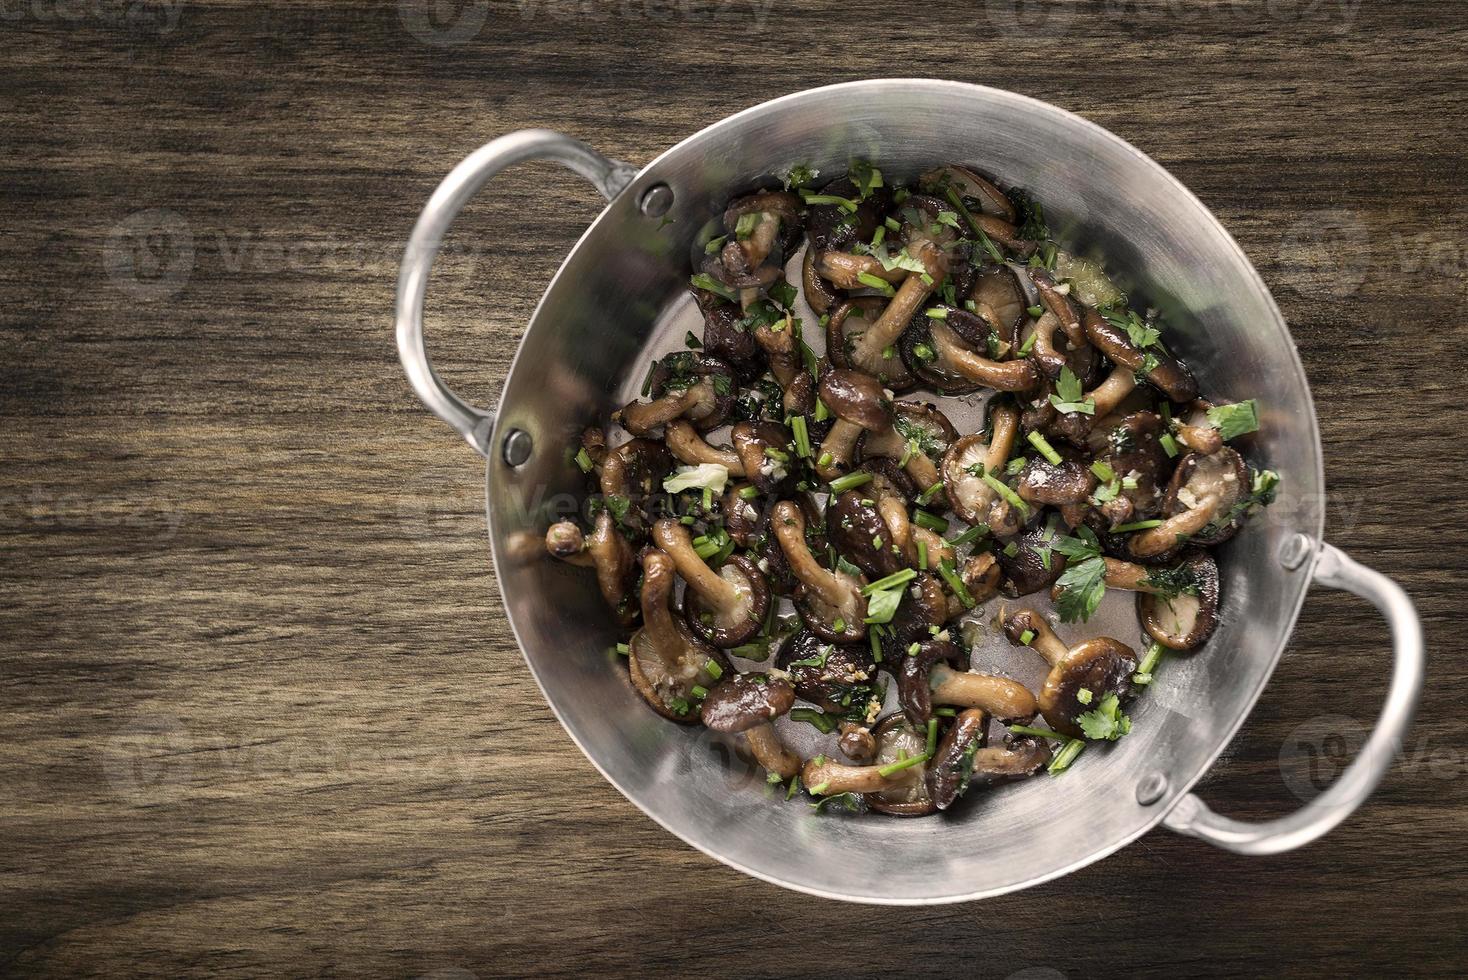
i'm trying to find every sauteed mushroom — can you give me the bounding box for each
[897,638,1038,725]
[695,292,762,380]
[772,500,866,642]
[665,419,743,474]
[815,368,892,480]
[860,401,955,497]
[651,519,769,648]
[775,630,880,716]
[617,352,736,436]
[544,510,637,626]
[803,713,935,816]
[1002,608,1137,738]
[1129,447,1248,558]
[997,524,1066,597]
[1083,307,1198,403]
[628,549,732,722]
[924,707,991,811]
[731,420,793,495]
[700,672,801,780]
[941,401,1023,536]
[825,297,917,390]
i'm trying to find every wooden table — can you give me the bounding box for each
[4,1,1464,975]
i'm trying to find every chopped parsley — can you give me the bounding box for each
[1049,366,1096,415]
[1077,692,1132,741]
[1206,399,1261,441]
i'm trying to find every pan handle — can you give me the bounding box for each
[395,130,638,457]
[1161,541,1423,855]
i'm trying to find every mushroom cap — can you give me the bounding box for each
[775,629,879,715]
[699,672,796,734]
[1092,411,1172,518]
[998,525,1068,598]
[795,578,867,644]
[818,367,892,431]
[1083,307,1198,403]
[544,521,585,560]
[647,352,737,433]
[879,573,949,661]
[695,293,762,381]
[900,312,984,396]
[860,401,958,471]
[807,175,889,251]
[827,489,905,579]
[682,553,771,649]
[924,707,990,811]
[837,722,878,764]
[1016,457,1096,506]
[866,713,936,817]
[1040,637,1138,739]
[940,433,997,528]
[1162,447,1249,547]
[628,549,731,723]
[731,420,794,495]
[1137,551,1221,651]
[598,438,673,505]
[968,266,1028,342]
[967,734,1052,787]
[917,164,1017,222]
[802,247,839,317]
[895,637,965,725]
[858,457,917,504]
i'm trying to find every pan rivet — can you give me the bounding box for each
[638,183,674,218]
[1136,771,1168,806]
[1278,533,1314,571]
[502,428,533,466]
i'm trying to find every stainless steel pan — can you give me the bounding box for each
[395,80,1422,903]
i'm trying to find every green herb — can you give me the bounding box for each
[814,398,830,422]
[947,524,986,548]
[817,451,834,469]
[863,584,906,625]
[791,707,838,734]
[667,696,691,716]
[738,485,759,501]
[615,642,629,656]
[980,473,1031,518]
[1132,641,1166,686]
[690,272,736,302]
[925,307,949,320]
[917,538,929,571]
[937,558,975,609]
[704,234,727,255]
[690,684,709,700]
[1113,519,1164,532]
[604,494,631,522]
[913,509,949,534]
[1049,366,1095,415]
[877,752,930,778]
[574,447,594,473]
[1008,724,1069,741]
[780,163,819,190]
[925,718,939,757]
[1076,687,1093,705]
[1141,564,1201,599]
[1090,460,1116,482]
[1011,188,1051,241]
[1159,433,1180,457]
[871,225,886,248]
[850,159,883,199]
[916,481,945,507]
[787,644,832,669]
[788,415,811,460]
[974,227,1005,264]
[810,792,862,813]
[1077,692,1132,741]
[1027,431,1063,466]
[856,271,897,297]
[1206,399,1261,440]
[799,189,859,213]
[759,279,793,311]
[1017,330,1037,356]
[828,471,873,494]
[734,211,759,241]
[907,641,921,657]
[704,658,724,679]
[1048,738,1085,774]
[1018,629,1035,646]
[862,568,917,596]
[1052,528,1106,623]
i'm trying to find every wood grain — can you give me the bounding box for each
[2,0,1466,976]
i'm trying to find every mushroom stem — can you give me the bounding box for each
[929,320,1038,392]
[639,550,689,671]
[816,251,906,290]
[744,722,801,780]
[1175,422,1224,455]
[752,318,800,390]
[849,243,945,367]
[929,664,1039,722]
[1024,311,1070,378]
[545,521,592,565]
[1102,556,1165,592]
[652,519,743,612]
[878,495,912,558]
[771,501,863,625]
[1007,609,1069,666]
[618,385,712,436]
[1088,364,1138,418]
[665,420,745,474]
[801,757,900,795]
[1030,270,1085,347]
[911,526,954,567]
[1129,497,1220,558]
[815,418,863,480]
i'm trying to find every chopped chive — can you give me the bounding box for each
[917,538,929,571]
[1113,519,1164,532]
[1003,541,1019,557]
[704,658,723,679]
[917,481,944,507]
[817,451,834,468]
[1026,304,1044,317]
[808,780,831,795]
[868,627,884,663]
[934,706,957,717]
[1090,460,1117,482]
[1008,724,1069,741]
[791,415,812,459]
[913,509,949,533]
[615,642,629,656]
[881,345,895,360]
[925,307,949,320]
[690,684,708,699]
[877,752,930,778]
[829,471,873,494]
[1018,629,1035,646]
[704,235,727,254]
[980,473,1031,517]
[861,568,918,596]
[574,448,594,473]
[693,539,721,560]
[1076,687,1093,705]
[786,775,800,800]
[1133,641,1165,686]
[1160,433,1180,458]
[1027,431,1063,466]
[857,272,896,297]
[1048,738,1085,774]
[764,446,789,463]
[871,225,887,248]
[639,359,657,398]
[739,485,759,500]
[799,190,859,212]
[907,641,921,657]
[791,707,837,734]
[684,330,702,349]
[947,525,985,548]
[689,272,736,302]
[814,398,831,422]
[1018,330,1038,356]
[937,558,975,608]
[926,718,939,757]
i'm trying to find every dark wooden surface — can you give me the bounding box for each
[3,1,1466,976]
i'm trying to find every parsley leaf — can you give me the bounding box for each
[1077,693,1132,741]
[1049,366,1095,415]
[1206,399,1261,441]
[849,159,883,199]
[1054,554,1106,623]
[779,163,819,191]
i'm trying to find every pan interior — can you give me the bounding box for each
[485,80,1324,903]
